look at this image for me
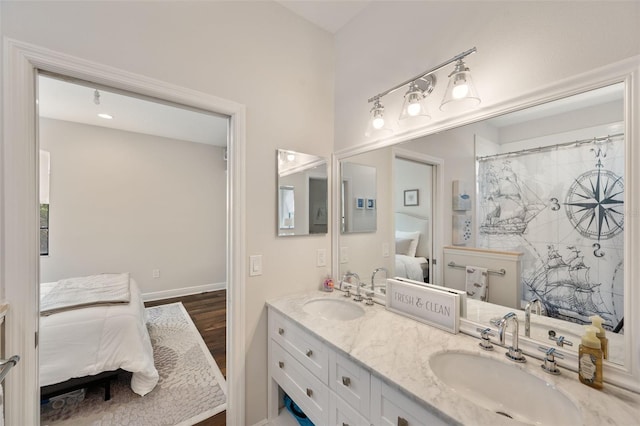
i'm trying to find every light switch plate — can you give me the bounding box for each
[316,249,327,267]
[249,254,263,276]
[382,242,390,257]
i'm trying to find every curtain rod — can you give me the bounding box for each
[476,132,624,162]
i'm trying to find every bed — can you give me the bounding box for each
[39,274,159,397]
[395,212,430,282]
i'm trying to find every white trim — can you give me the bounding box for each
[2,38,246,425]
[142,282,227,302]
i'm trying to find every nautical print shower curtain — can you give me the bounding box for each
[477,136,624,331]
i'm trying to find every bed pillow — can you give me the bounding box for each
[395,230,420,257]
[395,238,413,256]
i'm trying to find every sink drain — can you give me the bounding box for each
[495,411,513,419]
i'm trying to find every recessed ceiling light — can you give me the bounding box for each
[97,113,113,120]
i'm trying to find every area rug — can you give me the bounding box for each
[41,302,227,425]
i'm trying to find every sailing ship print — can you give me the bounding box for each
[479,161,546,235]
[525,244,614,328]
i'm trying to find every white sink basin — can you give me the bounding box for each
[303,298,365,321]
[429,351,581,425]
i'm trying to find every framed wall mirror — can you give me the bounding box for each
[332,58,639,392]
[277,149,328,237]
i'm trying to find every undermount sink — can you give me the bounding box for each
[303,297,365,321]
[429,351,581,425]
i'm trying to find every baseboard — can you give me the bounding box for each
[142,282,226,302]
[250,420,269,426]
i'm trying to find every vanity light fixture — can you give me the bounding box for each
[370,98,385,129]
[439,58,481,111]
[398,76,435,121]
[366,47,479,135]
[97,113,113,120]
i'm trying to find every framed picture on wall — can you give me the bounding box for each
[404,189,419,206]
[366,198,376,210]
[355,197,365,209]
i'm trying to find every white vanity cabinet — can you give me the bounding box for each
[268,308,448,426]
[370,376,449,426]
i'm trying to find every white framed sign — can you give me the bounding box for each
[386,278,461,334]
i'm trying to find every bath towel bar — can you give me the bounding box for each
[0,354,20,382]
[447,261,506,276]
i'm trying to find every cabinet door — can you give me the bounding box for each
[270,309,329,383]
[330,350,370,418]
[370,376,449,426]
[329,391,371,426]
[271,340,330,425]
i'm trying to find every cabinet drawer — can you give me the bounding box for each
[330,351,370,418]
[271,340,329,426]
[370,376,448,426]
[270,309,329,383]
[329,391,370,426]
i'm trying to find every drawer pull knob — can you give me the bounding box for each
[342,423,350,426]
[306,388,313,397]
[342,376,351,387]
[278,361,284,369]
[398,416,409,426]
[278,328,285,335]
[306,349,313,357]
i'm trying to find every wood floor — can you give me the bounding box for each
[145,290,226,426]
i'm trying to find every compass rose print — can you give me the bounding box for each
[564,168,624,240]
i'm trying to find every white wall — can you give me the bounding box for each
[0,2,333,424]
[39,118,226,296]
[394,158,431,219]
[339,148,394,279]
[334,1,640,151]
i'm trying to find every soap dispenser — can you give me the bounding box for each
[590,315,609,360]
[579,326,603,389]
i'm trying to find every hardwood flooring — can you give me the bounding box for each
[145,290,226,426]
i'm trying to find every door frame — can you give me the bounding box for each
[392,147,444,285]
[2,38,246,425]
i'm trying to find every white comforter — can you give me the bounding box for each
[395,254,426,281]
[39,278,159,396]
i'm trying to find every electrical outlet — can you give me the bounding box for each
[316,249,327,267]
[152,269,160,278]
[249,255,263,276]
[340,247,349,264]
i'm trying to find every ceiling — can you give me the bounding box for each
[36,2,371,144]
[277,0,371,33]
[38,75,229,147]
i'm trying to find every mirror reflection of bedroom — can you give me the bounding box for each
[37,74,229,424]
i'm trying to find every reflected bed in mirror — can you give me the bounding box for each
[334,78,630,376]
[277,149,328,236]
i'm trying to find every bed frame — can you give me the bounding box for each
[40,369,123,402]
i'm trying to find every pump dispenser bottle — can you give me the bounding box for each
[590,315,609,360]
[579,326,603,389]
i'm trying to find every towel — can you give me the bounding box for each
[465,266,488,301]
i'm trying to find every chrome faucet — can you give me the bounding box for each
[371,267,389,292]
[524,298,545,337]
[496,312,526,363]
[340,272,363,301]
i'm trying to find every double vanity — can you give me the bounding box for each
[267,290,640,425]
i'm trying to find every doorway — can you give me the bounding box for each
[393,149,443,285]
[37,73,229,422]
[3,40,246,426]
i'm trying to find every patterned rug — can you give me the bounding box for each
[41,302,227,425]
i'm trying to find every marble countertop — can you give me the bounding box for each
[267,290,640,426]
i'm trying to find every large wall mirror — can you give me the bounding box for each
[333,61,638,391]
[277,149,328,236]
